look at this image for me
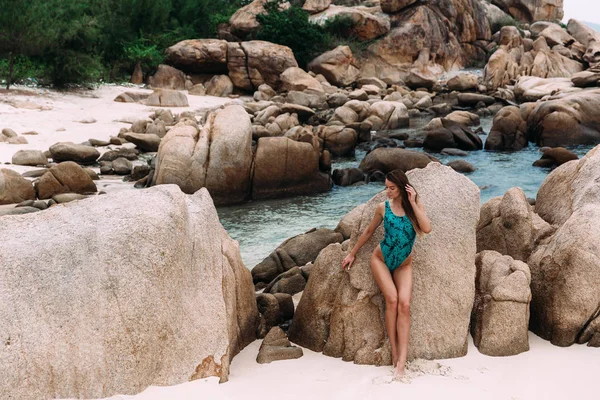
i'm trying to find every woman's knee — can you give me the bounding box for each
[397,298,410,315]
[384,292,398,309]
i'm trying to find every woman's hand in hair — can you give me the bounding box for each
[406,184,417,205]
[341,253,355,271]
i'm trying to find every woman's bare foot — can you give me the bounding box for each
[392,354,398,368]
[393,362,407,380]
[393,366,411,383]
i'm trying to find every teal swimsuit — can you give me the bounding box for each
[380,200,416,271]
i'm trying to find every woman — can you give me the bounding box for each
[341,169,431,379]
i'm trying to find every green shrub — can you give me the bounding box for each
[490,15,518,34]
[123,36,165,72]
[257,1,330,67]
[0,56,50,86]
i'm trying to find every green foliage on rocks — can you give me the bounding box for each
[257,1,368,68]
[0,0,249,87]
[257,1,329,67]
[0,0,366,87]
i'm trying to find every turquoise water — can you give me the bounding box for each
[217,116,595,268]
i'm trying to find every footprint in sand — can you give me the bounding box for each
[371,374,412,385]
[372,359,455,385]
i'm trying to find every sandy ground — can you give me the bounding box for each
[101,332,598,400]
[0,85,236,187]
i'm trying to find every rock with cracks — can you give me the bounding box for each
[0,186,258,399]
[471,251,531,356]
[289,163,480,364]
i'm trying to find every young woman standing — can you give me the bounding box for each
[341,169,432,379]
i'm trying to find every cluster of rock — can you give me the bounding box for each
[250,228,342,340]
[0,128,31,144]
[481,20,600,151]
[145,57,500,201]
[1,107,221,215]
[0,159,99,216]
[259,144,599,367]
[163,39,297,94]
[225,0,492,82]
[475,145,600,349]
[289,163,481,363]
[0,186,259,399]
[1,151,118,214]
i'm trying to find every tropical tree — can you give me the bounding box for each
[0,0,54,89]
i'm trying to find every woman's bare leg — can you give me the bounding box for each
[370,245,399,367]
[392,255,413,378]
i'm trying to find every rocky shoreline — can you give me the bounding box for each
[1,0,600,398]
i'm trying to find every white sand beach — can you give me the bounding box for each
[0,85,234,172]
[104,332,598,400]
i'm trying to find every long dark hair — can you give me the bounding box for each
[385,170,423,234]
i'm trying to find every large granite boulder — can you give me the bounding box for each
[146,89,189,107]
[251,137,331,200]
[525,88,600,147]
[381,0,416,13]
[514,76,579,102]
[477,187,554,262]
[11,150,48,166]
[123,133,161,152]
[280,67,324,93]
[147,64,187,90]
[229,0,290,35]
[567,19,600,65]
[308,5,391,41]
[484,106,528,151]
[34,162,97,200]
[528,145,600,346]
[252,227,344,284]
[316,125,357,157]
[227,41,298,91]
[571,69,600,88]
[49,142,100,165]
[360,0,491,84]
[483,26,582,91]
[423,119,482,152]
[0,186,258,399]
[308,46,360,87]
[289,163,480,363]
[165,39,229,74]
[539,23,576,47]
[205,75,234,97]
[0,169,36,205]
[483,27,523,90]
[533,146,579,168]
[359,148,439,176]
[447,73,479,91]
[529,203,600,347]
[471,251,531,356]
[490,0,564,23]
[152,105,253,205]
[535,144,600,225]
[366,101,409,130]
[302,0,331,14]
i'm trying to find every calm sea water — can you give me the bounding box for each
[218,116,595,268]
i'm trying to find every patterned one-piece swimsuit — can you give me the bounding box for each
[380,200,416,272]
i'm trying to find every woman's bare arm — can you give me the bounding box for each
[341,202,384,270]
